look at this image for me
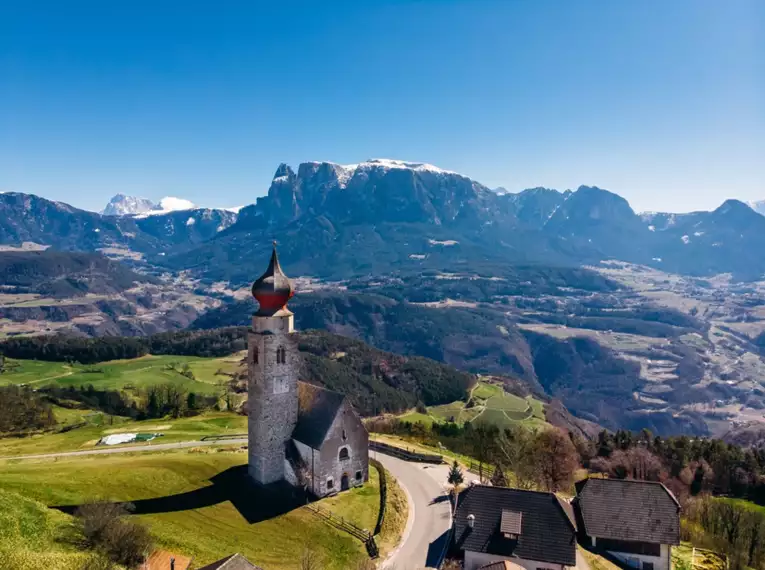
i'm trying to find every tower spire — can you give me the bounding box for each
[251,242,294,316]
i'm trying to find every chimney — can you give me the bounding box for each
[467,514,475,529]
[170,557,175,570]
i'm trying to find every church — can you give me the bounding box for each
[247,245,369,497]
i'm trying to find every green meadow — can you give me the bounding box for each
[0,450,382,569]
[0,353,244,394]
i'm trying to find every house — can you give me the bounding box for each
[247,245,369,497]
[197,553,263,570]
[453,485,578,570]
[574,478,680,570]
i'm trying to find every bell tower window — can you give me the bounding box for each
[276,346,286,364]
[253,346,258,364]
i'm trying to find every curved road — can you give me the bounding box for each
[1,440,453,569]
[375,453,453,570]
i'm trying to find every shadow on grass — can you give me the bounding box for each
[52,465,307,524]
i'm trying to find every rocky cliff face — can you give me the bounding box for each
[102,194,156,216]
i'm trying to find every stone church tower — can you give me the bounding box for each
[247,245,299,485]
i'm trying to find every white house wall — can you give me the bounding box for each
[464,550,566,570]
[604,544,671,570]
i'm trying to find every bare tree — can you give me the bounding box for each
[534,428,580,492]
[300,548,322,570]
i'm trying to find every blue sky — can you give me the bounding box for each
[1,0,763,213]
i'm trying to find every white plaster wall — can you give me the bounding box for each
[605,544,671,570]
[464,550,565,570]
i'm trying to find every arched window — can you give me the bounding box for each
[276,346,286,364]
[253,346,258,364]
[339,447,350,461]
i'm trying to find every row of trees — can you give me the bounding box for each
[684,496,765,570]
[368,417,580,492]
[0,385,57,433]
[0,327,248,364]
[583,429,765,504]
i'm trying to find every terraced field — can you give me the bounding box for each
[400,381,547,430]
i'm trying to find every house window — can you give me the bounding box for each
[355,470,362,480]
[643,564,654,570]
[326,478,334,490]
[339,447,350,461]
[276,346,286,364]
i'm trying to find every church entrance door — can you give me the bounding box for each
[341,473,350,491]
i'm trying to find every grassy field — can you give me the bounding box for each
[0,353,244,394]
[672,542,726,570]
[0,449,378,569]
[399,380,547,430]
[0,411,247,457]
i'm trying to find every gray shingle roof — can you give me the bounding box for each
[197,553,264,570]
[576,478,680,545]
[454,485,577,567]
[293,382,346,449]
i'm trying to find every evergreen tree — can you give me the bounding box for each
[147,390,160,419]
[447,460,464,488]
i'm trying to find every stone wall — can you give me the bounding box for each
[313,401,369,497]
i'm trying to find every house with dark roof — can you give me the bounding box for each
[247,246,369,498]
[574,478,681,570]
[197,553,263,570]
[453,485,578,570]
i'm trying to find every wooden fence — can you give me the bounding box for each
[370,440,443,464]
[466,460,495,482]
[305,502,379,558]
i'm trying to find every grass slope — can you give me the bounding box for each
[0,488,88,570]
[400,380,547,430]
[0,412,246,457]
[0,450,375,569]
[0,353,243,394]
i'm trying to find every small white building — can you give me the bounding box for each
[453,485,578,570]
[574,478,680,570]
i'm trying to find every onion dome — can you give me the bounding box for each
[252,243,294,316]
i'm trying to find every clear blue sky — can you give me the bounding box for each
[1,0,763,213]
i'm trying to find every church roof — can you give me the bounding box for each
[294,382,346,449]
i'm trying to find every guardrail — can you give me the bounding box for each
[370,458,386,536]
[199,434,247,442]
[369,441,443,464]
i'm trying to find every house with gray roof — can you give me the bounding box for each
[197,553,263,570]
[574,478,680,570]
[453,485,578,570]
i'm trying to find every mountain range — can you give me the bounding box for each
[2,159,764,282]
[3,158,765,437]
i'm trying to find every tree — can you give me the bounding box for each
[490,464,507,487]
[534,428,580,492]
[186,391,197,412]
[300,548,322,570]
[75,501,153,568]
[447,460,464,491]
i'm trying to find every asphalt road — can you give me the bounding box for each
[375,453,453,570]
[2,440,454,569]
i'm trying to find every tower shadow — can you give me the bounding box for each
[53,465,308,524]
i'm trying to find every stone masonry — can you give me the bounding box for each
[247,312,299,485]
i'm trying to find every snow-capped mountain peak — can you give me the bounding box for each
[133,196,196,218]
[102,194,156,216]
[748,200,765,217]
